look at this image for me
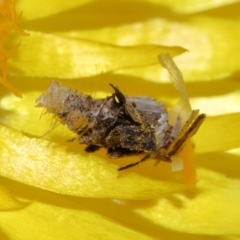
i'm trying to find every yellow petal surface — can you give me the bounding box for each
[194,113,240,154]
[0,183,27,210]
[13,2,240,82]
[8,31,185,78]
[191,90,240,116]
[131,168,240,235]
[0,181,157,240]
[53,13,240,82]
[0,124,186,199]
[148,0,240,13]
[113,16,240,82]
[16,0,94,20]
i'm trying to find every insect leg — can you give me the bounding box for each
[118,153,151,171]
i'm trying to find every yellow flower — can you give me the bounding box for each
[1,0,240,239]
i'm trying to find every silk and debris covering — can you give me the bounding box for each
[36,54,205,170]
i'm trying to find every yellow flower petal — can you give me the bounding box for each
[16,0,94,20]
[117,15,240,82]
[8,31,185,78]
[133,168,240,235]
[148,0,240,13]
[191,88,240,116]
[0,184,27,210]
[0,125,186,199]
[194,113,240,154]
[0,182,158,240]
[60,15,240,82]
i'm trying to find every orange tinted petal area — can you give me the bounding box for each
[0,0,28,97]
[177,140,197,185]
